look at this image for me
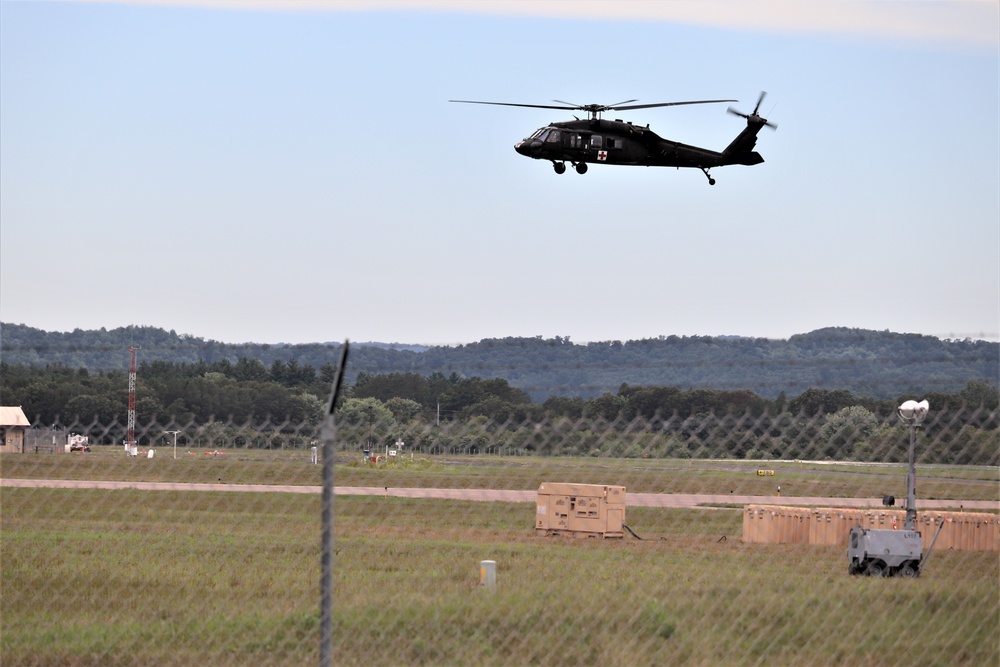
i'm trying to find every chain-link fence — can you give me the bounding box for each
[11,399,1000,465]
[2,404,998,665]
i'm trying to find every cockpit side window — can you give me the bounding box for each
[546,130,561,143]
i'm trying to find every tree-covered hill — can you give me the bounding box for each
[1,323,996,401]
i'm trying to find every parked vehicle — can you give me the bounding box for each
[67,433,90,453]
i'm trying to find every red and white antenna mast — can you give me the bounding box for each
[127,346,139,452]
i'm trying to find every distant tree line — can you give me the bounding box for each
[6,356,996,428]
[1,359,333,427]
[340,377,997,465]
[3,357,998,464]
[2,323,996,401]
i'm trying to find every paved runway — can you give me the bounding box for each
[3,478,998,511]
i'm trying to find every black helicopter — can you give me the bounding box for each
[450,92,776,185]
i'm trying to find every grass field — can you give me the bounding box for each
[2,453,998,666]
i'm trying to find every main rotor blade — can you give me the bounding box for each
[553,99,640,110]
[610,99,736,111]
[449,100,579,111]
[450,98,737,114]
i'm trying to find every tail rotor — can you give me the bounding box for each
[728,91,777,130]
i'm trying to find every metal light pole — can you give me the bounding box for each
[165,431,181,459]
[897,400,929,531]
[905,421,917,530]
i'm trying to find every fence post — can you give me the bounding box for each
[320,342,349,667]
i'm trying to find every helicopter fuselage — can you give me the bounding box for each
[514,117,764,181]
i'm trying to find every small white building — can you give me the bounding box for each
[0,406,31,454]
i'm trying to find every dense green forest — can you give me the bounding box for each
[3,323,997,465]
[3,360,996,464]
[2,323,996,401]
[4,355,996,426]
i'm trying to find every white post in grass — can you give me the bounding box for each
[480,560,496,589]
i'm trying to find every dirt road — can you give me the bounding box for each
[3,478,997,511]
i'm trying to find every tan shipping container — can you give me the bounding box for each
[536,483,626,539]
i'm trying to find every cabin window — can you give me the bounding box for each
[590,135,603,149]
[607,137,619,149]
[570,134,583,149]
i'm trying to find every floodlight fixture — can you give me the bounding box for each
[898,399,929,424]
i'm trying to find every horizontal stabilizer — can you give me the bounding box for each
[734,152,764,166]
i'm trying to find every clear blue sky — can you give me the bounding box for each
[2,0,997,345]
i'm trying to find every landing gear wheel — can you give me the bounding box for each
[575,162,588,175]
[553,162,566,175]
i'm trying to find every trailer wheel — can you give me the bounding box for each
[898,563,918,578]
[865,561,887,577]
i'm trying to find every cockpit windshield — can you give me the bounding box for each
[526,127,563,144]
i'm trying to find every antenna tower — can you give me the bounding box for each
[127,346,139,450]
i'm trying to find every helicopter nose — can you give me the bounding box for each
[514,139,541,156]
